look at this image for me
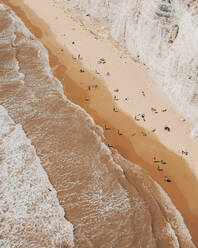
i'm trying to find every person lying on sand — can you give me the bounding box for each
[151,107,158,114]
[182,150,188,156]
[141,131,147,136]
[164,125,170,132]
[118,129,123,136]
[105,124,111,130]
[97,58,106,64]
[153,157,160,163]
[157,166,163,171]
[134,115,140,121]
[164,176,172,182]
[124,97,132,103]
[179,118,186,122]
[114,96,119,101]
[113,107,118,112]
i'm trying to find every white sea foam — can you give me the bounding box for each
[0,105,74,248]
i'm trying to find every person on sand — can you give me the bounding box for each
[134,115,140,121]
[182,150,188,156]
[164,176,171,182]
[141,114,146,121]
[124,97,132,103]
[141,131,147,136]
[157,166,163,172]
[118,129,123,136]
[164,125,170,132]
[151,107,158,114]
[113,107,118,112]
[105,124,111,130]
[98,58,106,64]
[153,157,160,163]
[179,118,186,122]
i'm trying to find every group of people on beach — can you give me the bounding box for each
[76,56,191,184]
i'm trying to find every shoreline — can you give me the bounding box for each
[2,0,198,245]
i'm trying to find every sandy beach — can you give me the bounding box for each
[2,0,198,245]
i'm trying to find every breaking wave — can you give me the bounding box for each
[0,105,74,247]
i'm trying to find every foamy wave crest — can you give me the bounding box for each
[62,0,198,139]
[0,105,74,247]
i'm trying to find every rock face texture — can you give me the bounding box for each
[63,0,198,139]
[0,3,195,248]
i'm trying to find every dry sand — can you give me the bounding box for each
[2,0,198,245]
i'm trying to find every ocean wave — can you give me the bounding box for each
[0,104,74,248]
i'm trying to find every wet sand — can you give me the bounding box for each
[2,0,198,245]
